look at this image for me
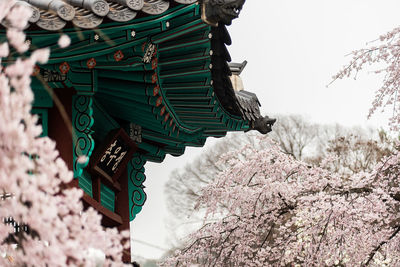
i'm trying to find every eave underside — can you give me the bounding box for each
[23,4,250,163]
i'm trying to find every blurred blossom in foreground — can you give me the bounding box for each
[0,1,129,266]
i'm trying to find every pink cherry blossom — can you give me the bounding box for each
[335,26,400,130]
[58,35,71,48]
[0,1,129,266]
[162,138,400,266]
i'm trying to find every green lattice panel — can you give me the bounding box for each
[79,170,93,197]
[100,183,115,212]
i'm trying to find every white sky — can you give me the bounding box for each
[131,0,400,260]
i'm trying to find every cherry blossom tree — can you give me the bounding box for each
[164,117,394,251]
[0,1,128,266]
[162,136,400,266]
[334,26,400,130]
[161,25,400,265]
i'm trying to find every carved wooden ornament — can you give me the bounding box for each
[59,62,70,74]
[87,58,97,69]
[114,50,124,62]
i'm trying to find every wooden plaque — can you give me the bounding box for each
[91,128,137,184]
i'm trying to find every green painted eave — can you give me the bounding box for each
[24,3,249,162]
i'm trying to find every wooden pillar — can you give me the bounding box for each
[116,171,131,263]
[48,87,139,263]
[47,87,78,188]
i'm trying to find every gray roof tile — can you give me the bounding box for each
[3,0,194,31]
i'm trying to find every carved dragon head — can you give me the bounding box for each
[253,116,276,134]
[199,0,246,26]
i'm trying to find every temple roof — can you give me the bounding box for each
[6,0,196,31]
[3,2,274,162]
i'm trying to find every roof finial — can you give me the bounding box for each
[199,0,246,26]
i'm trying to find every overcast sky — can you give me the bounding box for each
[131,0,400,260]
